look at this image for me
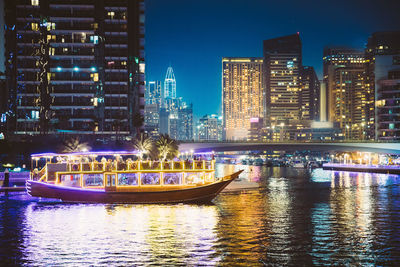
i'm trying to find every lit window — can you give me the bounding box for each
[31,23,39,31]
[108,11,115,19]
[31,0,39,6]
[31,110,39,119]
[91,73,99,82]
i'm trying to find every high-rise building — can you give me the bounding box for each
[323,47,368,140]
[144,80,162,138]
[376,70,400,140]
[222,57,264,140]
[164,66,176,101]
[4,0,145,136]
[144,103,159,138]
[365,31,400,140]
[158,100,193,141]
[333,68,368,140]
[299,66,320,121]
[196,114,221,141]
[145,81,162,106]
[263,34,302,126]
[323,47,365,123]
[178,103,193,141]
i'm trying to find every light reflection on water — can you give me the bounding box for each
[1,165,400,266]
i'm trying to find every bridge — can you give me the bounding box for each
[179,142,400,154]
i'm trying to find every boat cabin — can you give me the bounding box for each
[31,151,216,191]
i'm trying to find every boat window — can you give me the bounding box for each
[204,173,215,183]
[111,175,116,186]
[118,173,138,186]
[106,175,111,186]
[141,173,160,185]
[185,173,204,185]
[83,173,103,187]
[60,174,81,187]
[163,173,182,185]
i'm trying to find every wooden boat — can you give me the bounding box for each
[26,151,243,203]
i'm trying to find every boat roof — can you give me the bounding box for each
[31,151,139,158]
[31,151,215,159]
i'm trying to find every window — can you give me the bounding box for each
[31,110,39,119]
[118,173,138,186]
[163,173,181,185]
[31,0,39,6]
[91,73,99,82]
[83,174,103,187]
[31,23,39,31]
[108,11,115,19]
[141,173,160,185]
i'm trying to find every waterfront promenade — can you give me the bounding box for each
[323,163,400,174]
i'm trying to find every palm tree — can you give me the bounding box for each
[133,133,153,160]
[62,137,91,153]
[156,134,179,161]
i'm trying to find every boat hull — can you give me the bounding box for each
[26,170,243,204]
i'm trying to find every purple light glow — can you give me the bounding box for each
[31,150,139,158]
[323,163,400,170]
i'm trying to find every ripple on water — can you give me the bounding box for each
[1,167,400,265]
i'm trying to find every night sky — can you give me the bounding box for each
[144,0,400,118]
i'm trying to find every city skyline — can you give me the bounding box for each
[145,0,400,117]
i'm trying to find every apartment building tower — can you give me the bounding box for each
[4,0,145,136]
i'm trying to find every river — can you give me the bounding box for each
[1,165,400,266]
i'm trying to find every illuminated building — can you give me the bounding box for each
[159,101,193,141]
[4,0,145,136]
[365,31,400,140]
[323,48,365,121]
[144,81,162,138]
[222,57,264,140]
[248,117,264,141]
[144,103,159,138]
[146,81,162,106]
[177,104,193,141]
[263,34,302,126]
[299,66,320,121]
[196,114,222,141]
[323,47,367,140]
[376,70,400,140]
[164,66,176,101]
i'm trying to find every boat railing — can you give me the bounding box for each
[33,160,215,179]
[32,165,47,181]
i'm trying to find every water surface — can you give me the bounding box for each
[1,165,400,266]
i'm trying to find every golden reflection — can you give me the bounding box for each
[22,203,220,266]
[216,191,267,265]
[215,163,261,182]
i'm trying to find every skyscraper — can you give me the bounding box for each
[323,47,365,122]
[323,47,367,140]
[299,66,320,121]
[164,66,176,101]
[222,57,264,140]
[263,34,302,126]
[4,0,145,137]
[366,31,400,140]
[196,114,221,141]
[145,81,162,106]
[144,80,162,138]
[156,66,193,141]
